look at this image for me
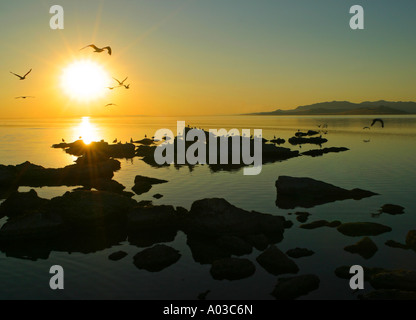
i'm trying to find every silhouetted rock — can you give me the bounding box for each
[184,198,290,241]
[153,193,163,199]
[210,258,256,280]
[286,248,315,258]
[187,236,231,264]
[385,240,408,250]
[133,244,181,272]
[288,136,327,145]
[380,204,405,215]
[0,212,63,241]
[271,274,320,300]
[127,204,179,229]
[128,229,178,248]
[215,236,252,256]
[270,138,285,145]
[344,237,378,259]
[337,222,392,237]
[370,270,416,291]
[47,190,137,225]
[301,147,349,157]
[275,176,377,209]
[243,234,269,251]
[300,220,341,229]
[53,140,136,159]
[134,138,154,146]
[293,212,310,223]
[256,245,299,276]
[295,130,320,137]
[0,189,49,219]
[109,250,128,261]
[359,289,416,300]
[132,175,168,195]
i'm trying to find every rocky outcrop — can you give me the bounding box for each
[300,220,341,229]
[133,244,181,272]
[131,175,168,195]
[286,248,315,258]
[271,274,320,300]
[256,245,299,276]
[337,222,392,237]
[53,140,136,158]
[288,136,327,145]
[301,147,349,157]
[0,189,49,219]
[108,251,128,261]
[275,176,377,209]
[344,237,378,259]
[210,258,256,280]
[127,204,181,229]
[380,204,405,215]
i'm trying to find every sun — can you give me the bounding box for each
[61,60,111,101]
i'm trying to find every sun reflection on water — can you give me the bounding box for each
[74,117,100,144]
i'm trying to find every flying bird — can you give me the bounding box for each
[80,44,112,55]
[10,69,32,80]
[113,77,128,86]
[371,118,384,128]
[15,96,35,99]
[107,86,121,90]
[105,103,117,107]
[363,126,370,130]
[123,84,130,89]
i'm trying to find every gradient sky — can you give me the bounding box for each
[1,0,416,118]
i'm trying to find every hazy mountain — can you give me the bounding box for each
[249,101,416,115]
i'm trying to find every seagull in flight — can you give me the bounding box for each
[123,84,130,89]
[10,69,32,80]
[15,96,35,99]
[80,44,112,55]
[105,103,117,107]
[363,126,370,130]
[371,118,384,128]
[113,77,128,86]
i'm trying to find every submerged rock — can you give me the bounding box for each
[133,244,181,272]
[300,220,341,229]
[380,204,405,215]
[256,245,299,276]
[108,250,128,261]
[131,175,168,195]
[293,212,311,223]
[286,248,315,258]
[210,258,256,280]
[275,176,377,209]
[271,274,320,300]
[344,237,378,259]
[337,222,392,237]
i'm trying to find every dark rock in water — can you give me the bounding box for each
[153,193,163,199]
[184,198,290,241]
[109,250,128,261]
[385,240,408,250]
[334,265,387,281]
[271,274,320,300]
[300,220,341,229]
[197,290,210,300]
[293,212,310,223]
[301,147,349,157]
[215,236,252,256]
[47,190,137,225]
[127,205,179,229]
[344,237,378,259]
[337,222,392,237]
[275,176,377,209]
[359,289,416,300]
[132,175,168,195]
[380,204,405,215]
[295,130,320,137]
[286,248,315,258]
[210,258,256,280]
[133,244,181,272]
[256,245,299,276]
[406,230,416,249]
[137,200,153,207]
[134,138,154,146]
[243,234,269,251]
[187,236,231,264]
[0,212,63,241]
[0,189,49,219]
[270,138,285,145]
[53,140,136,159]
[288,136,327,145]
[370,270,416,292]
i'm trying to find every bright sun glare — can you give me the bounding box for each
[75,117,100,144]
[61,60,111,101]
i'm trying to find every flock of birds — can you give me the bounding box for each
[10,43,129,107]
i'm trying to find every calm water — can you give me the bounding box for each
[0,115,415,300]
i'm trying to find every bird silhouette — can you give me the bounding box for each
[371,118,384,128]
[15,96,35,99]
[113,138,117,143]
[123,84,130,89]
[363,126,370,130]
[62,138,65,143]
[10,69,32,80]
[107,86,121,90]
[80,44,112,55]
[105,103,117,107]
[113,77,128,86]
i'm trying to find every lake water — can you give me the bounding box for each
[0,115,415,300]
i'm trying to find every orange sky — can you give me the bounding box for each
[1,1,416,118]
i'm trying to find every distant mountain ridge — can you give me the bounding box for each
[248,101,416,115]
